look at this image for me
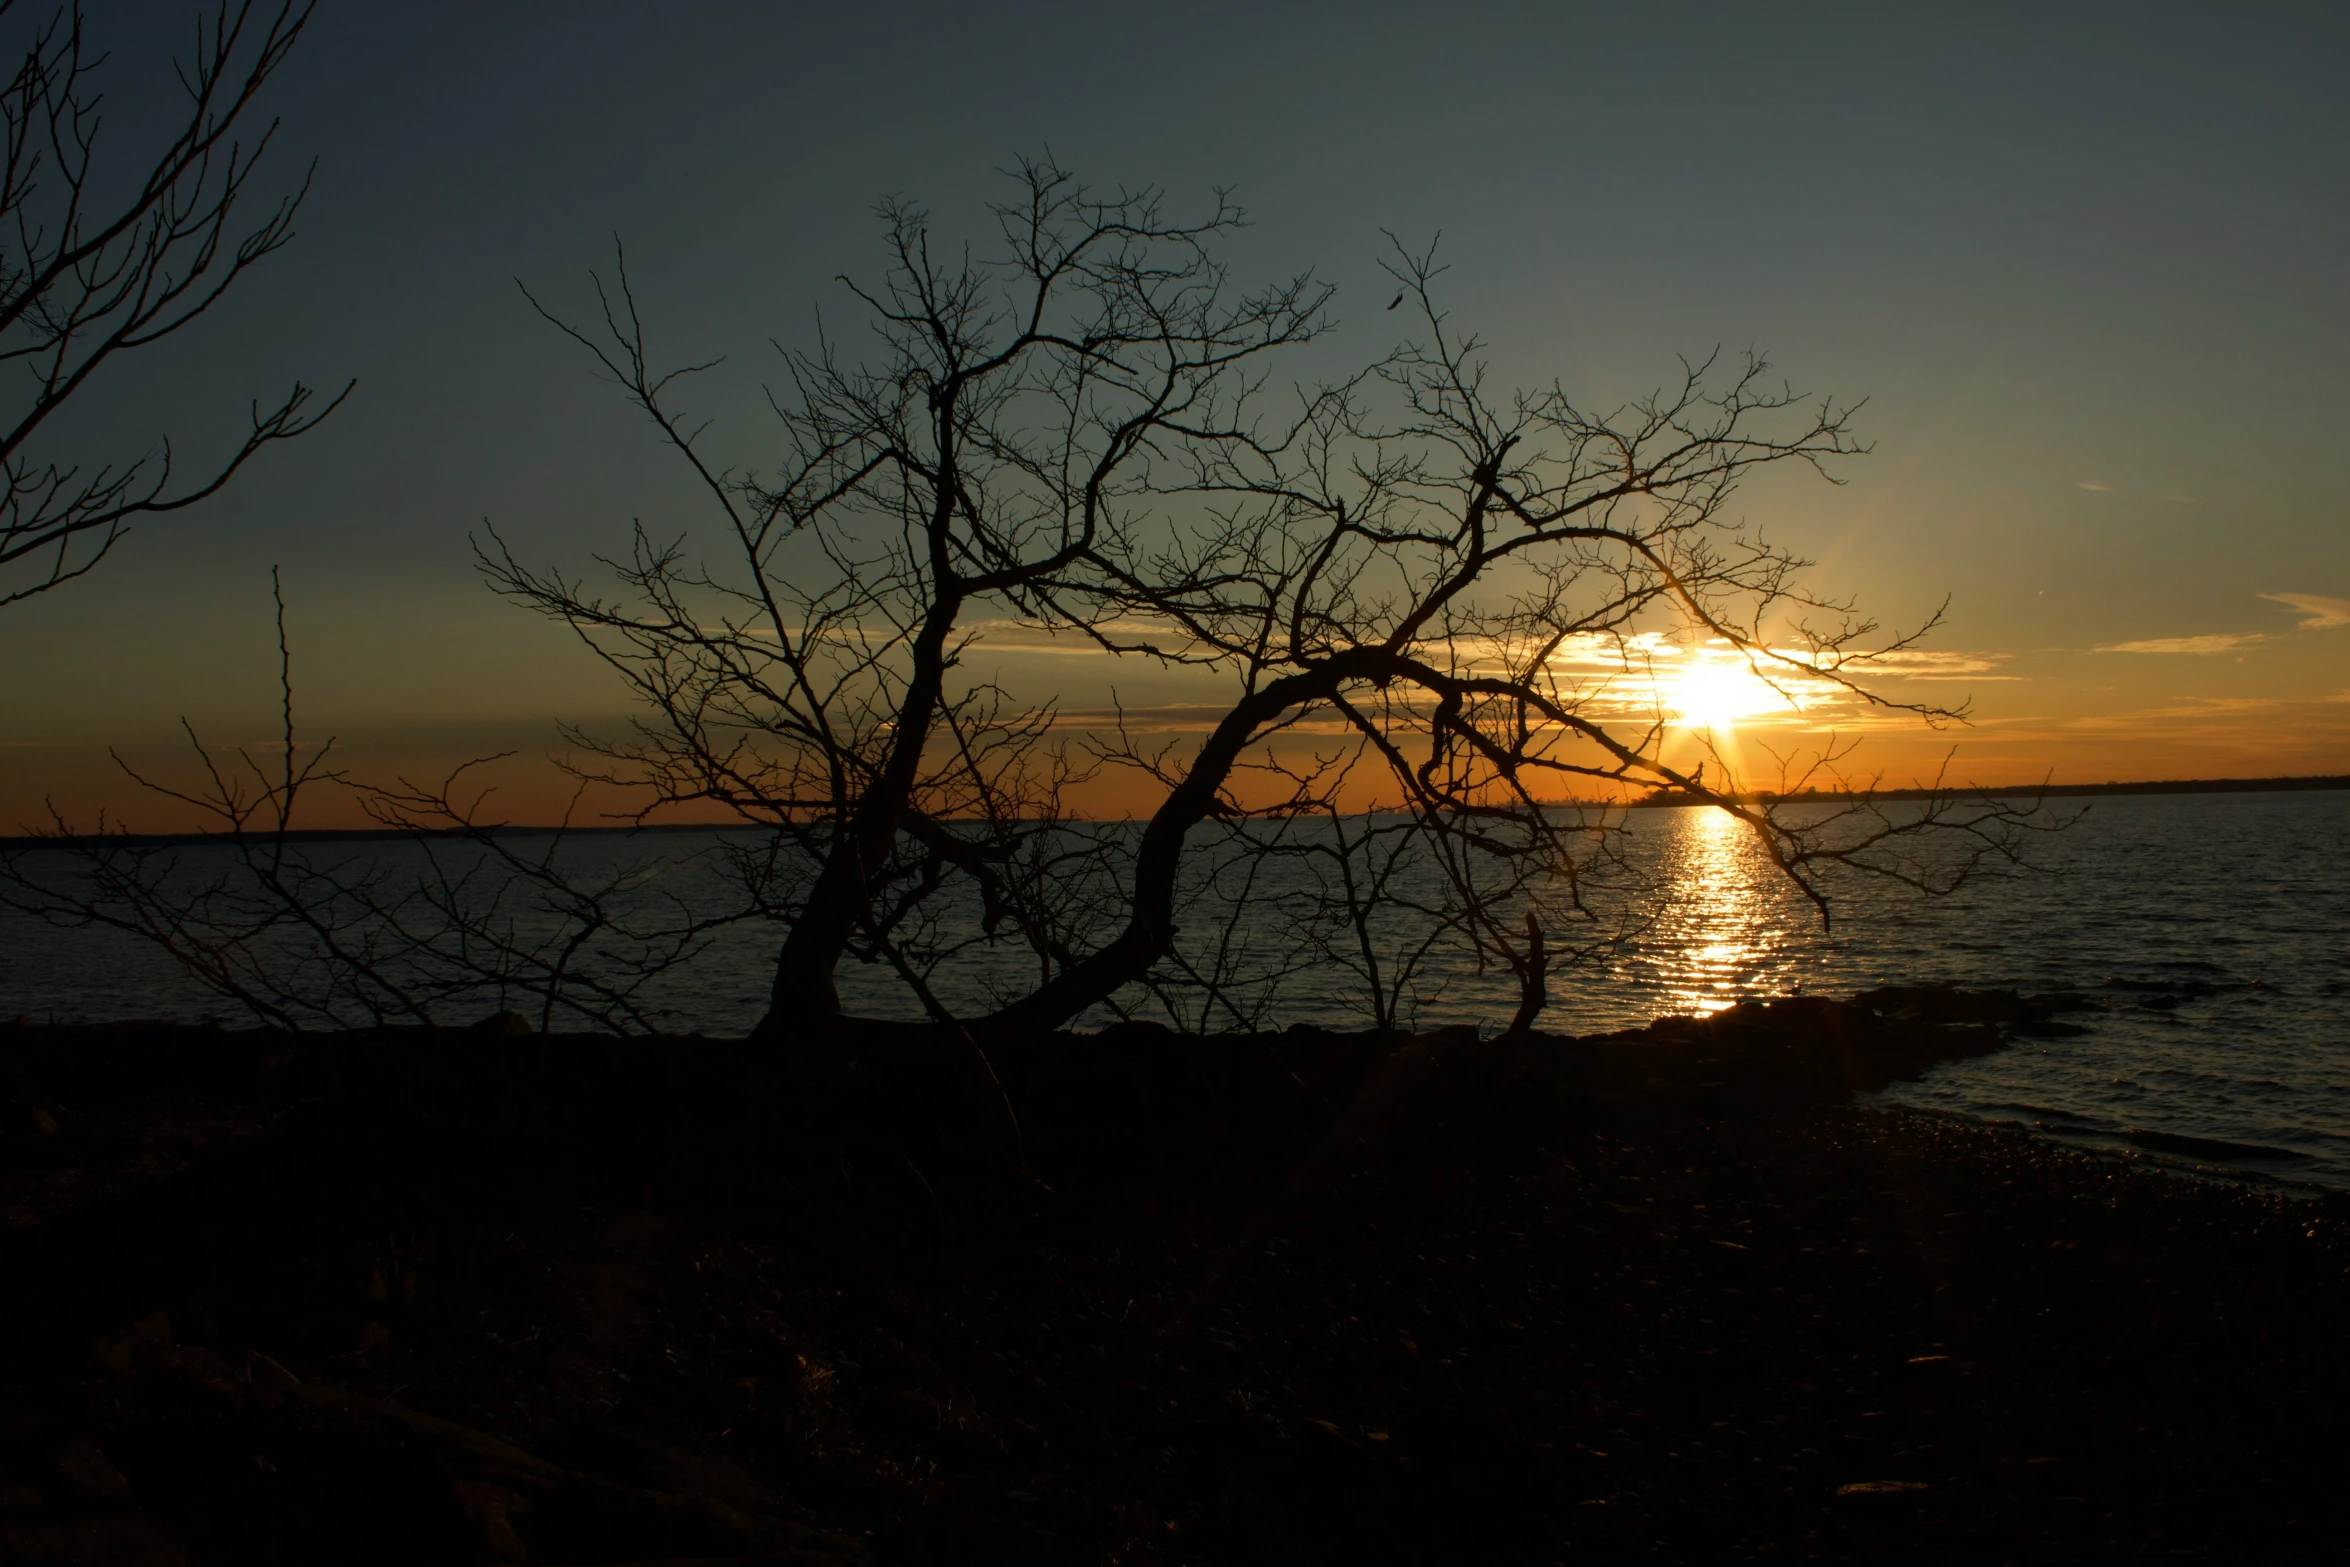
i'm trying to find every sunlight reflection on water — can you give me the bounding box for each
[1544,794,2350,1186]
[3,793,2345,1182]
[1629,801,1795,1018]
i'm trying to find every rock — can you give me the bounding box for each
[562,1419,778,1514]
[240,1351,302,1403]
[48,1437,130,1499]
[0,1513,187,1565]
[293,1386,567,1489]
[901,1504,1067,1567]
[1557,988,2068,1109]
[2011,1018,2089,1038]
[1853,985,2043,1026]
[2121,1127,2308,1163]
[452,1479,532,1562]
[285,1387,860,1562]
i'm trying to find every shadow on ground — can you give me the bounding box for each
[1,989,2343,1564]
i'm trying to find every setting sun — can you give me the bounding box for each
[1662,657,1790,731]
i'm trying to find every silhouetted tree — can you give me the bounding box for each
[489,161,1333,1031]
[494,163,2041,1047]
[0,0,347,608]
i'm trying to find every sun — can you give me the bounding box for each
[1662,658,1787,731]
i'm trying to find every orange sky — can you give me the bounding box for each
[0,8,2342,836]
[9,602,2343,835]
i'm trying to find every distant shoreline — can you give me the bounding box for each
[1627,772,2350,809]
[3,773,2343,848]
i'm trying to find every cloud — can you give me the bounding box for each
[2095,633,2265,655]
[2029,696,2278,735]
[1053,703,1269,733]
[2260,592,2350,630]
[2078,481,2110,492]
[2092,592,2348,656]
[1821,648,2017,681]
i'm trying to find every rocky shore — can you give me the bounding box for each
[1,992,2345,1564]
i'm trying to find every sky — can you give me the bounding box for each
[2,1,2345,830]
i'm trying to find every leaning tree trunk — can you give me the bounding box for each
[971,654,1390,1043]
[754,600,960,1039]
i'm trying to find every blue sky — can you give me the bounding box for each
[3,1,2344,823]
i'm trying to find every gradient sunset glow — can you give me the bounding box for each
[0,5,2340,833]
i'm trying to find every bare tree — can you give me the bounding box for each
[0,0,347,608]
[2,163,2050,1049]
[955,239,2038,1042]
[0,570,738,1033]
[489,169,2044,1050]
[488,159,1333,1034]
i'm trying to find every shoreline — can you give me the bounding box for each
[1630,772,2350,807]
[1869,1099,2340,1199]
[3,998,2347,1562]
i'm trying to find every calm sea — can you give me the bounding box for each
[4,791,2345,1185]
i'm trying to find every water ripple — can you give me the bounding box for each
[3,791,2344,1182]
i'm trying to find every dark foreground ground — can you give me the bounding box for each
[1,993,2345,1566]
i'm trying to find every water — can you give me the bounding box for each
[3,791,2345,1183]
[1578,793,2350,1189]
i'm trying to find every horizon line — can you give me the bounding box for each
[3,773,2342,849]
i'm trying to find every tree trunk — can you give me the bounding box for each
[753,597,961,1040]
[974,650,1394,1042]
[1502,910,1547,1038]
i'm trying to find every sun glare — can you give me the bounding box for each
[1663,658,1788,732]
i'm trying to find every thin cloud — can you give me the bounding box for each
[2078,481,2111,493]
[2095,633,2265,655]
[2260,592,2350,630]
[1827,647,2017,681]
[2050,695,2296,733]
